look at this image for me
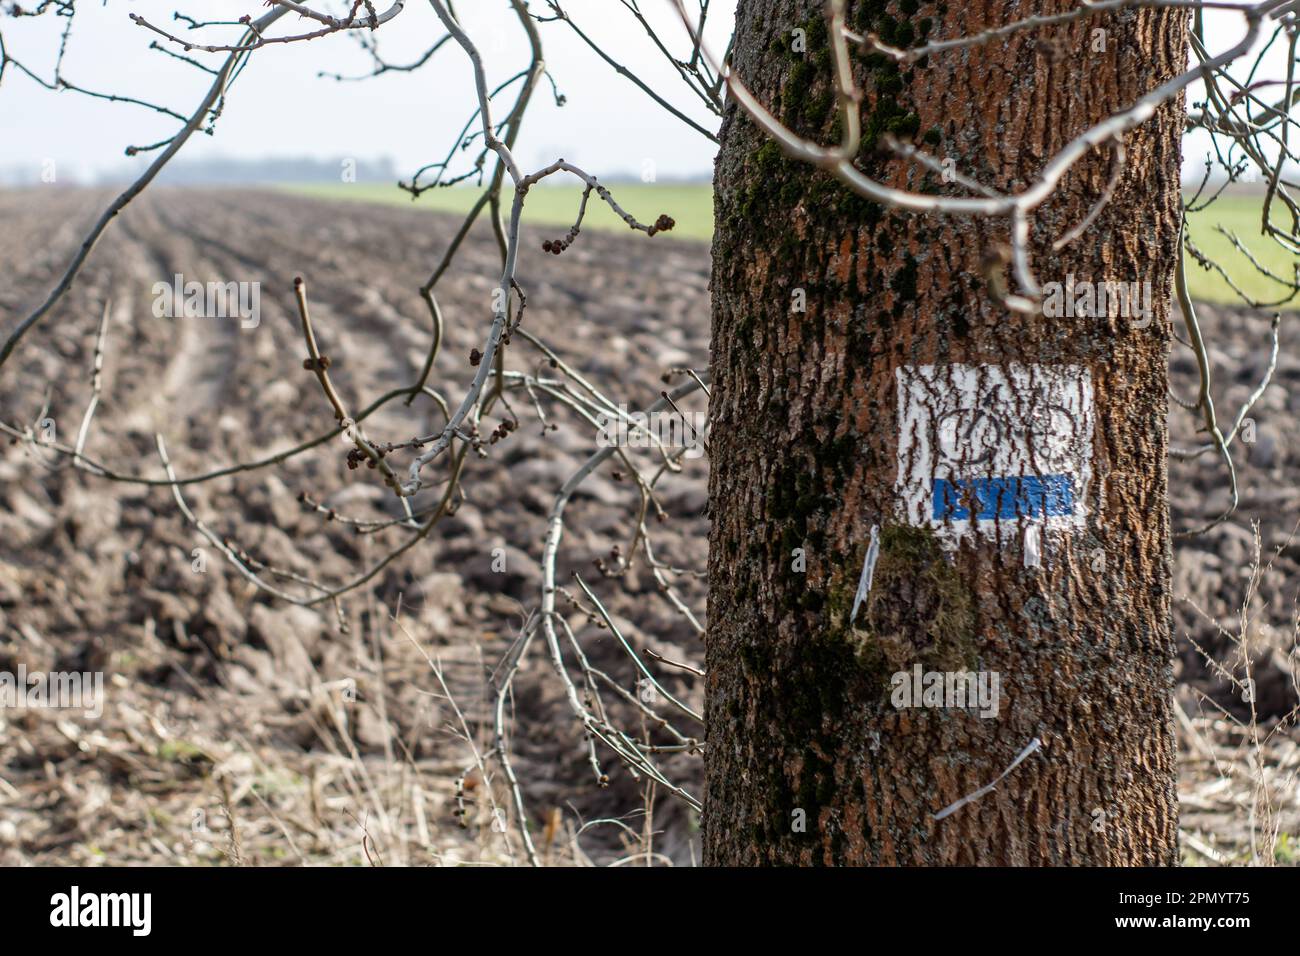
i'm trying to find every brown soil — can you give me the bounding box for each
[0,187,1294,865]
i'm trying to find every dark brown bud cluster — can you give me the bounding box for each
[543,227,581,255]
[302,355,331,371]
[647,214,676,236]
[346,447,385,471]
[488,419,517,444]
[593,543,626,578]
[469,348,482,366]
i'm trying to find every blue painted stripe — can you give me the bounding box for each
[932,475,1074,521]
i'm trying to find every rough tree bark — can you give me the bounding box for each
[705,0,1188,865]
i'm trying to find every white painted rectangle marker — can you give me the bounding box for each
[895,363,1095,544]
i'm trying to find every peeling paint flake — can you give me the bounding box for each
[849,524,880,626]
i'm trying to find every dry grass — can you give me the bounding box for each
[1177,524,1300,865]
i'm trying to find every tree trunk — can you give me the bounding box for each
[705,0,1187,865]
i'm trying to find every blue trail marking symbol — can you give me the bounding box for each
[932,474,1075,521]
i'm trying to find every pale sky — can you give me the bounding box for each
[0,2,1286,185]
[0,0,733,183]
